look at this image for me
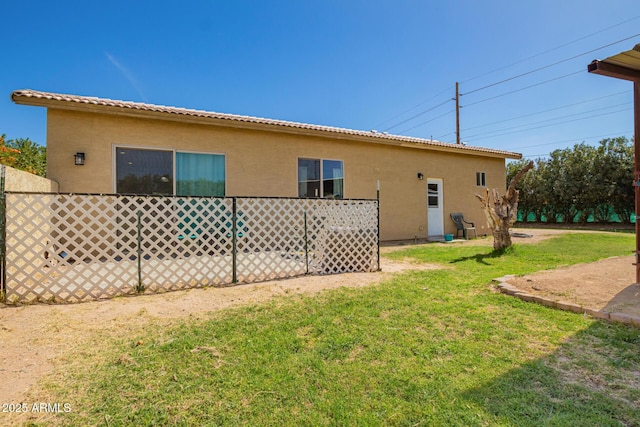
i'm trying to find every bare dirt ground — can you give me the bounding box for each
[506,255,640,317]
[0,227,636,405]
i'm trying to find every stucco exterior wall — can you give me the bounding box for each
[4,165,59,192]
[46,109,506,241]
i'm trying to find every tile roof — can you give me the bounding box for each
[11,89,521,159]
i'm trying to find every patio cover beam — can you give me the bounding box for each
[588,45,640,283]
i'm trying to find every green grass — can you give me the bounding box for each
[35,232,640,426]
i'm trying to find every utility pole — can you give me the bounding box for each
[455,82,461,144]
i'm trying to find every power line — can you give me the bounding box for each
[462,90,628,132]
[522,153,553,158]
[435,131,455,140]
[398,109,455,134]
[373,86,452,129]
[377,18,640,141]
[382,98,452,132]
[462,32,640,96]
[513,130,633,149]
[461,16,640,85]
[438,71,584,141]
[466,107,633,142]
[463,70,583,108]
[513,130,634,158]
[464,101,631,140]
[435,80,627,143]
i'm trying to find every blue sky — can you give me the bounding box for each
[1,1,638,160]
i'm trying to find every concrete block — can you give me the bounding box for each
[514,292,535,302]
[555,301,583,313]
[583,308,610,320]
[610,312,635,325]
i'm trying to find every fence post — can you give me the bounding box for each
[232,197,237,284]
[136,210,144,292]
[304,211,309,274]
[0,165,5,298]
[377,181,381,272]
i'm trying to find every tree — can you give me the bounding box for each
[506,137,634,225]
[507,158,548,222]
[528,159,551,222]
[566,143,598,224]
[596,137,634,223]
[545,147,578,223]
[0,134,21,169]
[0,134,46,177]
[477,161,533,251]
[507,159,531,221]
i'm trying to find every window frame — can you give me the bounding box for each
[297,157,344,199]
[427,182,440,208]
[476,171,486,187]
[113,145,227,196]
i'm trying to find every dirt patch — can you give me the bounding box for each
[506,256,640,317]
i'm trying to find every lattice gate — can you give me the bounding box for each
[1,193,378,304]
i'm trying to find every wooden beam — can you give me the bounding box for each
[589,50,640,283]
[588,60,640,82]
[635,81,640,283]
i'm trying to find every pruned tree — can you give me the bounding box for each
[476,161,534,251]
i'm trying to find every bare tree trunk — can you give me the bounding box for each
[476,161,534,251]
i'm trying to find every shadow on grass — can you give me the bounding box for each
[450,248,513,265]
[461,321,640,426]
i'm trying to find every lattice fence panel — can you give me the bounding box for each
[305,199,379,274]
[4,194,235,303]
[3,193,378,303]
[5,193,139,303]
[235,198,308,282]
[132,196,234,292]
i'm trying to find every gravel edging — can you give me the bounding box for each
[493,275,640,328]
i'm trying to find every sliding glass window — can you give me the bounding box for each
[115,147,225,196]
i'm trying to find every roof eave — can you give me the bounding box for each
[11,90,521,160]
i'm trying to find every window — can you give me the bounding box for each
[176,152,225,196]
[322,159,344,198]
[298,158,343,198]
[116,147,225,196]
[116,148,173,195]
[428,183,439,208]
[476,172,486,187]
[298,158,320,198]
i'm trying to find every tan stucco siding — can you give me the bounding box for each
[46,109,505,241]
[3,165,59,192]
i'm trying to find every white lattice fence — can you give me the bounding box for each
[308,200,379,274]
[2,193,378,304]
[5,193,137,303]
[235,198,308,282]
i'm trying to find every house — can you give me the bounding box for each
[11,89,521,242]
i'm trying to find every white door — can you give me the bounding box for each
[427,178,444,236]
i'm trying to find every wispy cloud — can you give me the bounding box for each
[104,52,147,102]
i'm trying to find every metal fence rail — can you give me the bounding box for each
[1,193,378,304]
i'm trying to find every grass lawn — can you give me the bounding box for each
[30,233,640,426]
